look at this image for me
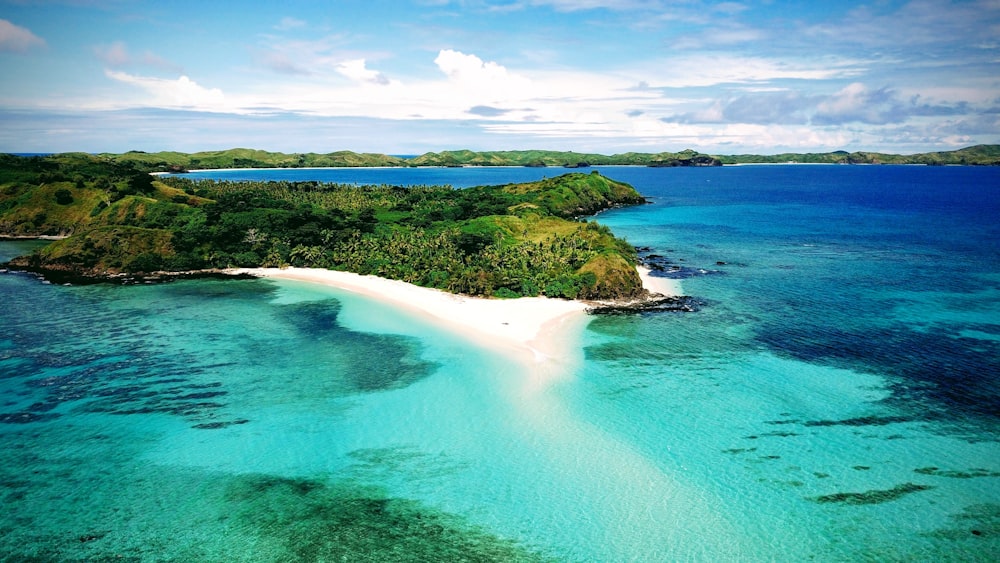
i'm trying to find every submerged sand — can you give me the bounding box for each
[234,267,679,369]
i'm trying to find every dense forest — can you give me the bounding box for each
[92,145,1000,173]
[0,153,648,300]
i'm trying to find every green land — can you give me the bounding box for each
[0,153,647,300]
[92,144,1000,172]
[4,145,995,300]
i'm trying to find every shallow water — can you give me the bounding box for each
[2,165,999,561]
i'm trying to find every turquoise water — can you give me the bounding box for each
[2,165,999,561]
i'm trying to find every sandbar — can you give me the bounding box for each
[234,267,679,370]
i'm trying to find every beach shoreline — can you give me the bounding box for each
[233,267,679,370]
[637,265,683,298]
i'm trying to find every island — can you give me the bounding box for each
[87,144,999,173]
[0,153,662,304]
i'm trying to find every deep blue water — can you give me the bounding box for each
[598,165,1000,425]
[2,165,999,560]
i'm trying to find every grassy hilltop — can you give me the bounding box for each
[99,148,725,171]
[1,153,648,300]
[105,148,407,172]
[714,144,1000,165]
[89,145,1000,173]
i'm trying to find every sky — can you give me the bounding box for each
[0,0,998,155]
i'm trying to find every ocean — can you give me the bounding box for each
[1,165,997,561]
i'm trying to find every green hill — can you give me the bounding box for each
[102,148,407,172]
[87,145,1000,171]
[406,148,722,167]
[716,145,1000,165]
[2,154,648,300]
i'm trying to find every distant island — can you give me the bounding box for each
[0,153,649,301]
[90,144,1000,172]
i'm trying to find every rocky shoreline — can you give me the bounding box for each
[586,294,704,315]
[0,263,257,285]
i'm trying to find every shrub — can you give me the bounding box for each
[54,188,74,205]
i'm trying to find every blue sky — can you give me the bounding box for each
[0,0,997,154]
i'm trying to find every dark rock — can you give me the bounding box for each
[588,295,704,315]
[79,532,108,543]
[0,263,257,286]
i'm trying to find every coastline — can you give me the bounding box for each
[234,267,679,371]
[637,265,683,298]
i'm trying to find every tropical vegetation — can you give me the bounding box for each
[1,153,648,300]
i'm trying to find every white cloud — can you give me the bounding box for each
[336,59,391,85]
[642,55,867,88]
[816,83,870,118]
[0,19,45,53]
[482,118,858,153]
[105,70,226,111]
[256,33,383,79]
[813,82,908,125]
[201,49,665,127]
[421,49,540,118]
[435,49,509,81]
[75,45,993,154]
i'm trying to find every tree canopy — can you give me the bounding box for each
[1,153,649,300]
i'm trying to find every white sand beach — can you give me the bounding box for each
[638,265,683,298]
[234,267,679,368]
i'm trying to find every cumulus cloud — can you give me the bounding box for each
[335,59,391,85]
[663,82,980,132]
[422,49,545,118]
[435,49,509,81]
[0,19,45,52]
[811,83,967,125]
[105,70,226,110]
[748,93,814,125]
[666,91,816,125]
